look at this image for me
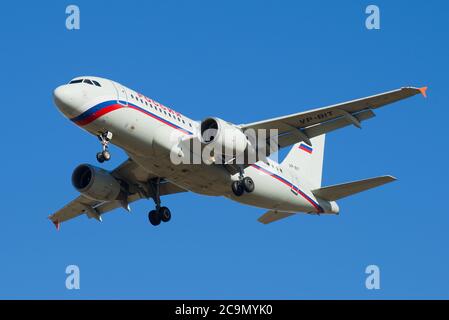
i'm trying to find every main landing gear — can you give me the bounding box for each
[96,131,113,163]
[231,167,255,197]
[148,207,171,226]
[148,178,172,226]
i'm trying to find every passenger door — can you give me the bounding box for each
[111,81,128,106]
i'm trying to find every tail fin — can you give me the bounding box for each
[281,134,326,189]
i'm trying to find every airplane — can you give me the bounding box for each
[49,76,427,229]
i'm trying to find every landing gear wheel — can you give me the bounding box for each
[96,152,105,163]
[148,178,172,226]
[102,150,111,161]
[232,181,244,197]
[148,210,161,226]
[96,131,113,163]
[160,207,171,223]
[242,177,255,193]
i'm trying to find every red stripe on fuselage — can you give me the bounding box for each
[250,164,323,213]
[75,104,123,126]
[74,102,192,135]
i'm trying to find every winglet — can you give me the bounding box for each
[52,220,60,231]
[48,215,60,231]
[418,86,428,98]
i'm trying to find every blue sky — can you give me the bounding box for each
[0,0,448,299]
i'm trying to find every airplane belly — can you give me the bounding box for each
[226,164,321,213]
[173,163,232,195]
[129,152,232,196]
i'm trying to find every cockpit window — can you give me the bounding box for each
[69,78,101,87]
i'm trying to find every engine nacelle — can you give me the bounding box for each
[200,117,249,156]
[71,164,121,201]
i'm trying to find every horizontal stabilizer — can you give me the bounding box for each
[258,210,295,224]
[312,175,397,201]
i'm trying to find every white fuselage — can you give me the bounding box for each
[53,76,338,215]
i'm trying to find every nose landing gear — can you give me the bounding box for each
[147,178,172,226]
[96,131,113,163]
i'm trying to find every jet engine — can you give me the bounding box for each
[200,117,250,157]
[71,164,121,201]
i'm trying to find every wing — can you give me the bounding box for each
[48,158,186,228]
[240,86,427,150]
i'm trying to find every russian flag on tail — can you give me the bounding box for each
[298,143,313,154]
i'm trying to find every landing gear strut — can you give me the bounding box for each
[231,167,255,197]
[147,178,172,226]
[96,131,113,163]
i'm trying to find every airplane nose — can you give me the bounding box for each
[53,85,83,118]
[53,85,74,108]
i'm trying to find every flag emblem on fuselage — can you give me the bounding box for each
[298,143,313,154]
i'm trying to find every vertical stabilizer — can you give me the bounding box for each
[281,135,325,189]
